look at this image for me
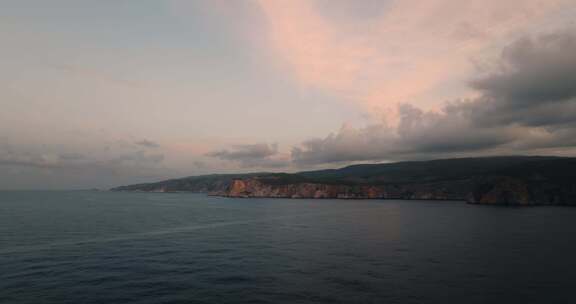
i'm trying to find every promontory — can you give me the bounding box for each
[112,156,576,206]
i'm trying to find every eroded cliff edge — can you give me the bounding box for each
[213,176,574,206]
[113,156,576,206]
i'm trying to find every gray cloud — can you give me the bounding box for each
[208,143,278,160]
[0,158,58,169]
[1,149,164,173]
[207,143,289,168]
[291,104,520,165]
[0,145,59,169]
[112,150,164,165]
[0,141,170,189]
[292,29,576,165]
[192,161,208,170]
[58,152,86,161]
[135,139,160,149]
[470,29,576,127]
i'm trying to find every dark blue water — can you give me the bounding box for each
[1,191,575,304]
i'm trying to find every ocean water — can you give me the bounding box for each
[1,191,575,304]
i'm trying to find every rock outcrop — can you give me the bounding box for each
[215,178,471,201]
[215,175,576,206]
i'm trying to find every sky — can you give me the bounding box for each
[1,0,576,189]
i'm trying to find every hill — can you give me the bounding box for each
[112,156,576,205]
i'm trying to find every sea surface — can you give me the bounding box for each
[1,191,575,304]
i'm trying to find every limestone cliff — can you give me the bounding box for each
[212,178,466,200]
[215,178,471,200]
[216,175,576,206]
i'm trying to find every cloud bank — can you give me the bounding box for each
[292,29,576,165]
[0,138,170,189]
[135,139,161,149]
[207,143,289,168]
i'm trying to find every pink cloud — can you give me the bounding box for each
[256,0,377,92]
[256,0,573,116]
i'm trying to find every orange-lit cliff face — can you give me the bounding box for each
[218,177,568,206]
[219,177,469,201]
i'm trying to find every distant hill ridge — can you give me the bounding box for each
[112,156,576,206]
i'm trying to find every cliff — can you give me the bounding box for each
[217,178,471,201]
[112,156,576,206]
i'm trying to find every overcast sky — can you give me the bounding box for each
[1,0,576,189]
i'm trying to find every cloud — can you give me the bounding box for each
[0,145,60,169]
[111,150,164,166]
[469,29,576,127]
[291,104,519,164]
[0,147,164,173]
[135,139,160,148]
[0,158,58,169]
[292,29,576,165]
[0,140,171,189]
[192,160,208,170]
[207,143,289,168]
[256,0,572,108]
[208,143,278,160]
[58,152,86,160]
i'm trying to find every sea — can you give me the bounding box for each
[1,191,575,304]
